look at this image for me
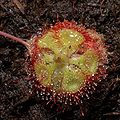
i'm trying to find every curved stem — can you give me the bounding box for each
[0,31,30,48]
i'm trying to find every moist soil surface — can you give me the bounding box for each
[0,0,120,120]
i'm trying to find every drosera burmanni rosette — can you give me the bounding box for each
[0,20,108,105]
[30,20,108,105]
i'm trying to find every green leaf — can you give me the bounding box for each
[70,50,98,75]
[62,65,85,93]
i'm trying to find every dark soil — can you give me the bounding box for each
[0,0,120,120]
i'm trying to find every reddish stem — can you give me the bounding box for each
[0,31,30,48]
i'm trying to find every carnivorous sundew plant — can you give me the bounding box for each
[0,20,108,106]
